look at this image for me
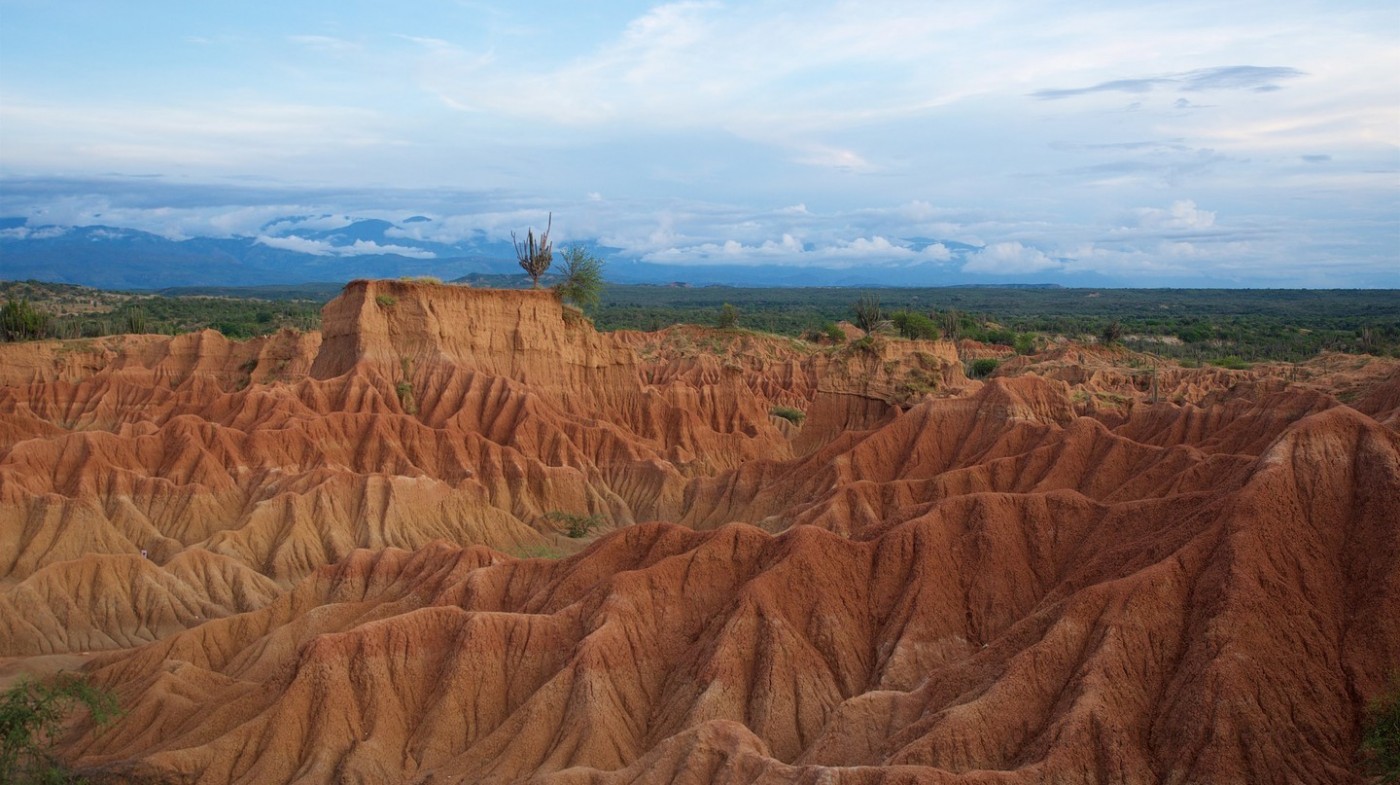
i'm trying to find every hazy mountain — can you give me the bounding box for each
[0,215,1119,289]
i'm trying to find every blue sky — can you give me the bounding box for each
[1,0,1397,285]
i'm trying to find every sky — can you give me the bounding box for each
[1,0,1397,286]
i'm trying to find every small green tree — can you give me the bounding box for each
[968,358,999,379]
[1101,319,1124,345]
[512,213,554,288]
[716,303,740,329]
[1,673,120,784]
[891,311,939,340]
[553,247,605,310]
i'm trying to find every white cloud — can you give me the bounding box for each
[255,234,335,255]
[254,234,436,258]
[1126,200,1216,231]
[262,215,357,235]
[962,241,1062,274]
[0,225,70,240]
[922,243,952,261]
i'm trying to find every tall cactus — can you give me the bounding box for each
[512,212,554,288]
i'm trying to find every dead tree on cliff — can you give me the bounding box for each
[512,213,554,288]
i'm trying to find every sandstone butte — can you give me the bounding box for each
[0,279,1396,784]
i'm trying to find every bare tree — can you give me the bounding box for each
[512,213,554,288]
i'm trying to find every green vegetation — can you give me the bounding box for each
[1209,356,1250,370]
[3,279,1399,366]
[968,358,1000,378]
[1,674,120,784]
[1,281,322,340]
[591,285,1400,364]
[716,303,740,329]
[553,247,606,310]
[852,293,891,335]
[770,405,806,425]
[891,310,940,340]
[545,511,604,538]
[375,294,397,307]
[1,298,49,341]
[1362,673,1400,782]
[512,214,554,289]
[1100,319,1124,345]
[394,380,417,415]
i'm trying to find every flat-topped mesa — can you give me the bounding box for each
[310,280,640,407]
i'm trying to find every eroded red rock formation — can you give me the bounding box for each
[1,280,1396,784]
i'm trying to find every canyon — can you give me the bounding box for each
[1,279,1397,784]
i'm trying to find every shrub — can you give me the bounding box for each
[770,405,806,425]
[1210,356,1249,370]
[554,247,605,310]
[375,294,397,307]
[1,673,121,783]
[1362,672,1400,781]
[545,511,604,538]
[891,311,939,340]
[716,303,740,329]
[968,358,999,378]
[1014,333,1038,355]
[984,328,1016,347]
[823,322,845,343]
[849,335,879,356]
[1101,319,1124,345]
[395,380,417,414]
[1,298,49,342]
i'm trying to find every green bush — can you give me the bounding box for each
[375,294,397,307]
[1,298,49,342]
[822,322,845,343]
[1362,673,1400,782]
[1,673,121,783]
[1210,356,1249,370]
[395,380,417,414]
[545,511,604,538]
[968,358,999,379]
[716,303,740,329]
[770,405,806,425]
[891,311,940,340]
[554,247,606,310]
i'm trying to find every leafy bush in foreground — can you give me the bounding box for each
[1,674,120,784]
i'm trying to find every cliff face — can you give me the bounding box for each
[1,282,1397,785]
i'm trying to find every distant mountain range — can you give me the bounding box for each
[0,215,1113,289]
